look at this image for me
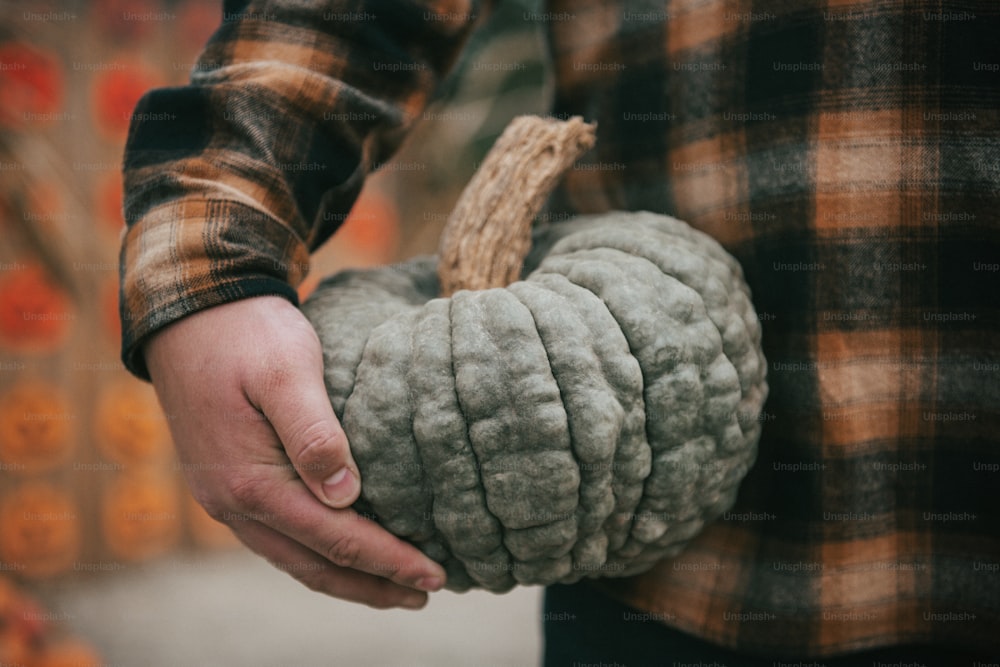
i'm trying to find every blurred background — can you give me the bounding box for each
[0,0,550,664]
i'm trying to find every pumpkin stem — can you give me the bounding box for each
[436,115,597,296]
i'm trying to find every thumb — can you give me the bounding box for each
[255,366,362,509]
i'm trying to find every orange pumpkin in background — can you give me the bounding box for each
[0,264,73,353]
[0,627,32,667]
[0,577,104,666]
[0,381,74,473]
[91,61,163,139]
[335,186,401,265]
[0,42,63,129]
[101,473,180,561]
[0,483,80,578]
[93,378,170,466]
[0,576,44,666]
[35,639,104,667]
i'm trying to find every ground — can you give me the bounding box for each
[45,550,543,667]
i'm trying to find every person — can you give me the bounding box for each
[120,1,999,664]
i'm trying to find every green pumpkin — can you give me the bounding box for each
[302,211,768,592]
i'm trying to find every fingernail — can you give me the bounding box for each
[322,468,358,506]
[416,576,444,592]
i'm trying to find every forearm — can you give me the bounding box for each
[120,0,487,377]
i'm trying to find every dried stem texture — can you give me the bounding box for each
[436,115,596,296]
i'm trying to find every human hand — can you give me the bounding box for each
[143,296,446,608]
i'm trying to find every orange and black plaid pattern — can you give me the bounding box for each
[121,0,1000,657]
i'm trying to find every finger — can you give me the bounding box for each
[252,357,361,509]
[228,519,430,609]
[244,473,447,592]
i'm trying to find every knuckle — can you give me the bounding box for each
[293,423,345,476]
[226,474,269,513]
[325,532,363,569]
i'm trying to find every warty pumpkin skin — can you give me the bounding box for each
[302,211,768,592]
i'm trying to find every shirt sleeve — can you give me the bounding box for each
[119,0,487,378]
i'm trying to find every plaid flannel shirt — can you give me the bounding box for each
[121,0,1000,657]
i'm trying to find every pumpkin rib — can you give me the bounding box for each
[507,280,624,576]
[588,227,762,547]
[446,292,514,589]
[344,310,432,539]
[537,244,741,555]
[540,230,760,444]
[453,288,577,585]
[410,298,500,588]
[561,219,764,406]
[536,251,668,550]
[400,305,467,571]
[399,309,438,549]
[564,248,714,430]
[574,237,755,551]
[617,225,752,373]
[495,285,579,585]
[524,271,648,559]
[505,282,589,576]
